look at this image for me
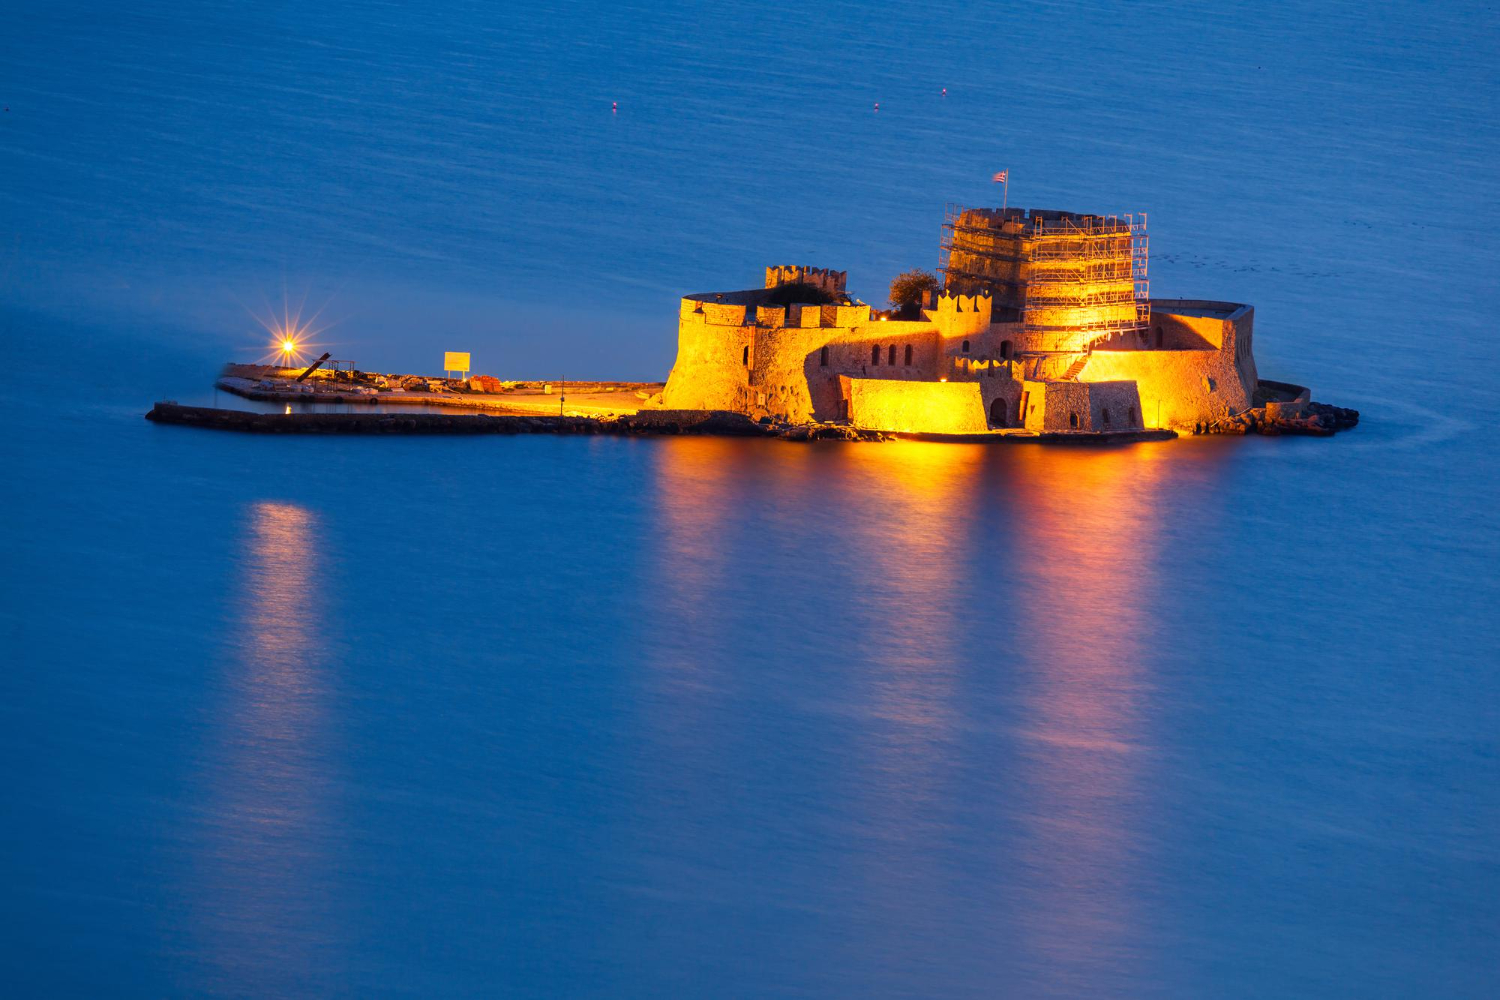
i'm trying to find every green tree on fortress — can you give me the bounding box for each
[889,270,939,317]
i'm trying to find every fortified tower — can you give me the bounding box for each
[941,207,1149,350]
[764,265,847,298]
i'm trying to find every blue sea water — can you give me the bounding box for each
[3,1,1498,995]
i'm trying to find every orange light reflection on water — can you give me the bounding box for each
[638,435,1227,985]
[187,500,339,994]
[838,440,981,736]
[999,441,1179,987]
[646,437,748,682]
[836,442,987,969]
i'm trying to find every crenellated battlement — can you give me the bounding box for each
[932,289,993,315]
[930,289,994,335]
[699,302,750,327]
[765,265,847,295]
[685,294,870,329]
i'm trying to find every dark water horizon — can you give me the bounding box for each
[3,0,1498,996]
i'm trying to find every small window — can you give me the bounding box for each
[1069,412,1079,429]
[820,345,829,367]
[1000,340,1012,360]
[888,345,896,366]
[1129,405,1138,424]
[1103,408,1112,426]
[872,344,880,365]
[962,339,971,353]
[742,345,749,366]
[904,345,913,366]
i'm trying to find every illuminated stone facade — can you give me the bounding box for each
[841,377,988,434]
[660,209,1274,435]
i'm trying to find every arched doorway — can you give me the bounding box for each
[989,397,1009,428]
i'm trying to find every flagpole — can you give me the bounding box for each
[1003,176,1008,212]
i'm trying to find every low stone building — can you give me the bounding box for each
[660,212,1282,436]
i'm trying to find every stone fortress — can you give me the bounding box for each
[660,206,1326,436]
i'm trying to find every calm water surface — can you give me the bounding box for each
[3,1,1498,996]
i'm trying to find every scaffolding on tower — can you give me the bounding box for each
[939,205,1149,342]
[1023,212,1149,340]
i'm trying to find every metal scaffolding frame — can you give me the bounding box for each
[939,206,1150,338]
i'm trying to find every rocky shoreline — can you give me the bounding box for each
[1197,401,1360,437]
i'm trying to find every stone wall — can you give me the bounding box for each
[1082,349,1248,429]
[977,364,1025,428]
[1082,381,1145,431]
[660,310,753,412]
[1082,303,1257,429]
[1006,380,1143,432]
[843,377,988,434]
[740,322,939,422]
[1038,382,1091,431]
[663,287,950,422]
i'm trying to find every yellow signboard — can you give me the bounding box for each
[444,352,471,373]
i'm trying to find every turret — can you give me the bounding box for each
[764,265,847,297]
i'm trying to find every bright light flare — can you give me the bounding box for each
[268,325,311,366]
[243,287,341,367]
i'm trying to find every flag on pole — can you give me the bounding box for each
[992,170,1008,183]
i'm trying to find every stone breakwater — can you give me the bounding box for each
[1197,401,1360,437]
[145,402,889,440]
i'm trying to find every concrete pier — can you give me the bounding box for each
[146,402,776,437]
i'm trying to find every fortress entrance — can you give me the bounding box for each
[989,397,1009,428]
